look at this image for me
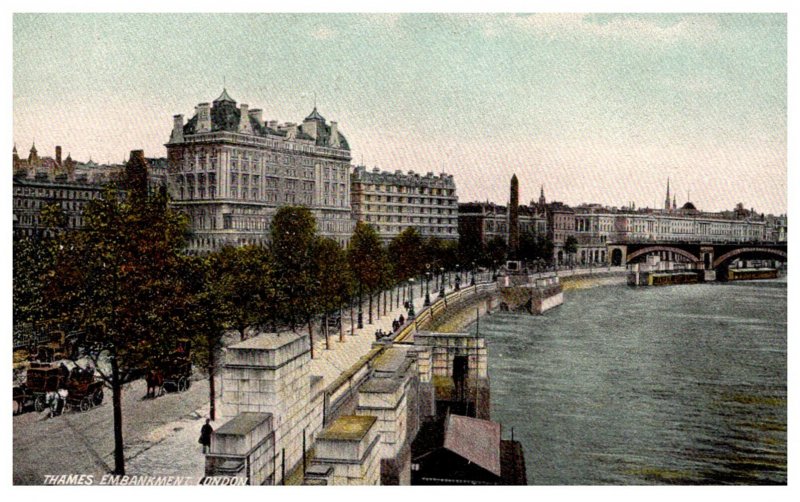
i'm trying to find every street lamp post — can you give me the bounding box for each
[407,278,416,318]
[424,271,431,306]
[357,283,363,329]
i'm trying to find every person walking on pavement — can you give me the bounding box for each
[199,418,213,454]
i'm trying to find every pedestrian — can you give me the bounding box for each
[399,314,405,325]
[199,418,213,454]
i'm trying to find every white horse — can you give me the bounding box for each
[45,389,68,417]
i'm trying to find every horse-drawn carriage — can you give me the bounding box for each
[145,339,192,398]
[13,362,103,415]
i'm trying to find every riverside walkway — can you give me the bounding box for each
[127,266,626,479]
[126,277,465,478]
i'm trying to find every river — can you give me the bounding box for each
[473,279,787,484]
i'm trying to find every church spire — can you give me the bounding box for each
[28,141,39,166]
[664,177,671,211]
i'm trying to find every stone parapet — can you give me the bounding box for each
[206,412,275,485]
[314,415,382,485]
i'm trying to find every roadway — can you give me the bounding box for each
[12,375,211,484]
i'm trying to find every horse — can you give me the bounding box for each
[145,369,164,398]
[45,390,64,418]
[12,386,26,415]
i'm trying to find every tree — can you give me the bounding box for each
[42,187,191,475]
[518,231,554,267]
[211,245,273,341]
[518,230,538,262]
[486,236,508,270]
[182,255,226,421]
[14,202,69,333]
[458,232,485,269]
[13,235,48,333]
[347,222,387,325]
[537,235,555,266]
[40,201,68,230]
[437,239,459,269]
[564,235,578,265]
[312,238,354,347]
[388,228,424,282]
[270,206,320,354]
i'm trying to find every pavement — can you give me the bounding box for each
[12,376,211,484]
[126,280,460,479]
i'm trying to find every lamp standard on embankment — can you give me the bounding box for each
[425,270,431,307]
[408,278,416,319]
[357,283,363,329]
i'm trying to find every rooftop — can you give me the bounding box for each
[444,414,502,477]
[179,89,350,150]
[228,332,302,351]
[214,88,236,104]
[373,347,411,374]
[318,415,376,442]
[359,377,404,394]
[215,412,272,437]
[305,107,326,122]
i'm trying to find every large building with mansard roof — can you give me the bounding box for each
[166,89,354,252]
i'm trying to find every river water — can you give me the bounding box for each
[474,279,787,484]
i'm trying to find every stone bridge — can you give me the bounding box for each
[606,241,787,278]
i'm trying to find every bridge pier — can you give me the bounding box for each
[608,245,627,267]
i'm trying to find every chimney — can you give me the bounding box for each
[196,103,211,133]
[268,120,278,130]
[248,108,263,127]
[238,104,252,134]
[330,121,341,147]
[170,114,184,143]
[55,146,62,166]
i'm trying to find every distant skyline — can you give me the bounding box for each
[13,13,787,214]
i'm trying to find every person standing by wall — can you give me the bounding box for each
[199,418,213,454]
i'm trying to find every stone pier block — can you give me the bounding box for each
[314,415,381,485]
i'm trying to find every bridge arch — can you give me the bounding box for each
[626,246,700,264]
[712,247,787,268]
[611,248,623,266]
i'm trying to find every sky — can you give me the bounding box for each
[12,12,788,214]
